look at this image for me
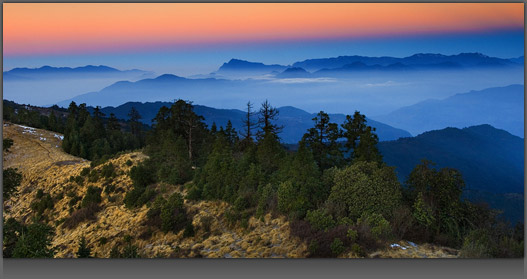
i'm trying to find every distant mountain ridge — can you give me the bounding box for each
[92,101,411,144]
[378,124,524,223]
[217,59,288,74]
[292,52,521,72]
[3,65,152,80]
[374,84,524,137]
[379,124,524,194]
[211,53,521,78]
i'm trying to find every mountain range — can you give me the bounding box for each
[202,53,522,79]
[374,84,524,137]
[291,52,521,72]
[91,101,411,144]
[378,124,524,223]
[3,65,153,81]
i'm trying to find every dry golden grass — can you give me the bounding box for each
[3,122,307,258]
[3,122,457,259]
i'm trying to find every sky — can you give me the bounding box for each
[3,3,525,76]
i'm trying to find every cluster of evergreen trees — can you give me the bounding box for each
[2,98,522,258]
[3,100,144,162]
[3,100,67,133]
[61,102,143,161]
[127,99,523,257]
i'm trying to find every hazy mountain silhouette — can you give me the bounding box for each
[3,65,152,80]
[216,59,288,74]
[92,101,411,143]
[378,124,524,223]
[275,67,312,78]
[509,56,524,64]
[379,124,524,194]
[293,52,520,72]
[374,84,524,137]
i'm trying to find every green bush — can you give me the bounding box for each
[129,164,154,188]
[80,167,91,176]
[35,189,44,199]
[326,161,402,220]
[330,238,345,256]
[357,212,392,241]
[145,193,191,235]
[101,163,115,179]
[30,192,54,217]
[74,175,84,186]
[305,209,336,231]
[88,170,99,183]
[347,229,358,243]
[81,186,102,208]
[183,223,195,238]
[459,229,494,258]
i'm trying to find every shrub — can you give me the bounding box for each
[35,189,44,199]
[305,209,336,232]
[326,161,402,220]
[122,243,140,258]
[130,164,154,188]
[98,237,108,245]
[185,185,202,201]
[136,187,157,207]
[88,170,99,183]
[330,238,346,256]
[81,186,102,208]
[74,175,84,186]
[107,195,117,203]
[350,243,365,257]
[347,229,358,243]
[459,229,494,258]
[183,223,195,238]
[104,184,116,194]
[30,193,54,217]
[101,163,115,179]
[357,212,392,241]
[63,204,101,229]
[80,167,91,176]
[200,216,214,234]
[145,193,192,234]
[289,219,350,258]
[69,195,81,208]
[109,245,121,258]
[126,160,133,166]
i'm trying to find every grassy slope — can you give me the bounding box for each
[3,123,457,258]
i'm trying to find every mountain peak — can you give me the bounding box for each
[217,59,287,73]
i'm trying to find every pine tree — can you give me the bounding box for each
[48,110,58,132]
[107,113,120,131]
[240,101,257,145]
[302,111,344,170]
[256,100,283,141]
[128,107,142,138]
[76,236,92,258]
[341,111,382,164]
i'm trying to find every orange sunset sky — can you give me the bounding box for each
[3,3,524,56]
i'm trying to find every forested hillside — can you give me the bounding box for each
[3,99,523,258]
